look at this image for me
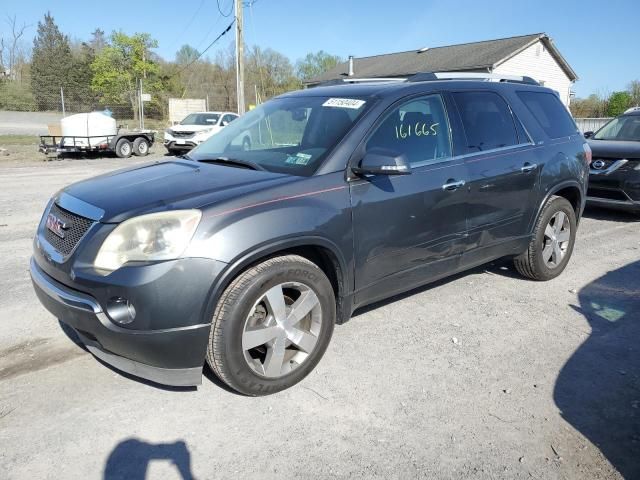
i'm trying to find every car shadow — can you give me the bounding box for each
[582,205,640,222]
[554,260,640,478]
[104,438,196,479]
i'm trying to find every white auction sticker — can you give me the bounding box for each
[322,98,366,109]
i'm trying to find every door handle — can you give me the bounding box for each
[521,163,538,173]
[442,179,466,191]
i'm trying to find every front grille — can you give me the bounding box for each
[44,203,94,256]
[172,131,195,138]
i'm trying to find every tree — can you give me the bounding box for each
[0,15,30,81]
[176,44,200,65]
[607,91,632,117]
[569,93,609,118]
[30,12,73,110]
[628,80,640,107]
[89,28,106,53]
[295,50,343,81]
[91,31,158,120]
[67,43,99,112]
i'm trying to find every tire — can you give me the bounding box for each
[514,195,577,281]
[206,255,336,396]
[114,138,132,158]
[132,137,149,156]
[242,136,251,151]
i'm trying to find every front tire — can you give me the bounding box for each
[206,255,335,396]
[114,139,132,158]
[514,195,577,281]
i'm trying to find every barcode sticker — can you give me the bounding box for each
[322,98,366,109]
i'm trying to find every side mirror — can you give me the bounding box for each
[584,131,594,139]
[352,148,411,176]
[221,120,229,127]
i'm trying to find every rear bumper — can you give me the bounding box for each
[30,258,210,386]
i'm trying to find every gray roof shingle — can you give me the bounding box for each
[306,33,576,84]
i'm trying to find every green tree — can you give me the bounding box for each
[176,44,200,65]
[30,12,73,110]
[91,31,158,120]
[295,50,343,81]
[607,91,632,117]
[89,28,107,53]
[67,43,99,112]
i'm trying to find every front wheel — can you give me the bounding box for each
[206,255,336,396]
[514,195,577,281]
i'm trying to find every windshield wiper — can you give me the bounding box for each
[196,156,265,171]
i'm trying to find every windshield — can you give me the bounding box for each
[593,115,640,141]
[187,95,369,176]
[181,113,220,125]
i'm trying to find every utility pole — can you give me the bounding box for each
[235,0,245,115]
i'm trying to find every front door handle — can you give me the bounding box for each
[442,179,466,191]
[521,163,538,173]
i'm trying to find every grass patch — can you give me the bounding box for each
[0,135,38,146]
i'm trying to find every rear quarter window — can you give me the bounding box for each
[516,91,578,139]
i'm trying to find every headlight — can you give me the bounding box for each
[165,129,174,136]
[94,210,202,272]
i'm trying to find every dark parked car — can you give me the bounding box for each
[31,73,590,395]
[584,107,640,213]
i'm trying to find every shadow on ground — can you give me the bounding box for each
[555,260,640,479]
[104,438,195,479]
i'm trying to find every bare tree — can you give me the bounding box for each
[0,15,30,80]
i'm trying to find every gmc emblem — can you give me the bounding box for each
[46,213,68,239]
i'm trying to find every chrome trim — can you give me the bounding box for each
[453,143,535,162]
[589,159,628,176]
[56,192,105,221]
[30,257,102,314]
[442,180,466,191]
[75,331,203,387]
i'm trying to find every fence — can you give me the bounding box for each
[574,117,612,133]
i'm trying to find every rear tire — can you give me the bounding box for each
[206,255,336,396]
[132,137,149,156]
[114,139,132,158]
[514,195,577,281]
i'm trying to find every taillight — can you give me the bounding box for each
[582,143,592,165]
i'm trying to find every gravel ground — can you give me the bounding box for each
[0,143,638,479]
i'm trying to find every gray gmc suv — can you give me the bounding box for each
[31,73,590,395]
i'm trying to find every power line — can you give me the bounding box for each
[173,19,236,77]
[171,0,206,51]
[217,0,233,17]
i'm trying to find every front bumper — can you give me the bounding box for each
[587,161,640,212]
[30,258,212,386]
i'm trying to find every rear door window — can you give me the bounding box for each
[516,91,578,138]
[452,91,518,153]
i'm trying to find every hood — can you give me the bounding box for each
[60,159,292,223]
[170,124,217,133]
[588,139,640,159]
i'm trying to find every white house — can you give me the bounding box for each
[306,33,578,105]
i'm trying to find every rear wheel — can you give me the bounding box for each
[514,195,577,281]
[206,255,335,396]
[114,139,132,158]
[132,137,149,156]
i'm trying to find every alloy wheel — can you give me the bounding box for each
[241,282,322,378]
[542,211,571,268]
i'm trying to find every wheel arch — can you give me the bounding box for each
[532,180,584,232]
[202,236,352,327]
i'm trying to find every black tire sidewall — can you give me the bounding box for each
[215,259,335,396]
[115,139,132,158]
[133,138,149,156]
[532,197,577,280]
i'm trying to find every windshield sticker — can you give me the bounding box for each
[285,152,313,165]
[322,98,366,109]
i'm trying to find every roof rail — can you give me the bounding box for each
[314,77,406,87]
[407,71,539,85]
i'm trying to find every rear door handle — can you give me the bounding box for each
[442,179,466,191]
[521,163,538,173]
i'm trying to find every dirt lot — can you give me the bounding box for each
[0,142,638,479]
